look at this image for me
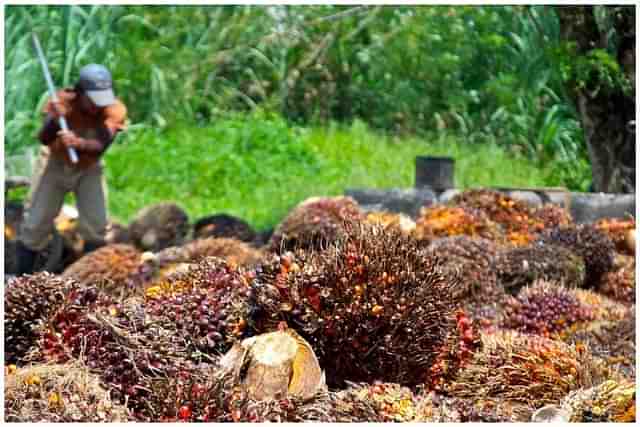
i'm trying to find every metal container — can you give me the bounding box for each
[415,156,455,191]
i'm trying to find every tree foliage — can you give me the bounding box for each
[5,5,633,192]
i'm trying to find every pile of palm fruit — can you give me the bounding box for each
[4,191,636,422]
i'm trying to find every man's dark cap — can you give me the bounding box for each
[78,64,116,107]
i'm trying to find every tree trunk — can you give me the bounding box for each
[555,6,635,193]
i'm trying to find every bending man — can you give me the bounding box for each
[17,64,127,275]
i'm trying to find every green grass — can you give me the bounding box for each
[99,111,559,231]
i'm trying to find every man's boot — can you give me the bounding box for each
[16,241,38,276]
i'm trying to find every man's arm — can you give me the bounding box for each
[59,127,115,154]
[38,115,61,145]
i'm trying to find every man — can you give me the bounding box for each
[16,64,127,275]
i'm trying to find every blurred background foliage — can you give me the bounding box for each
[5,5,629,192]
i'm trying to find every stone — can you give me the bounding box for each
[345,188,437,218]
[569,193,635,224]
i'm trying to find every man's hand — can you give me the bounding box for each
[45,100,69,119]
[57,130,82,149]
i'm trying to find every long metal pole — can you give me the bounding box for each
[31,33,79,164]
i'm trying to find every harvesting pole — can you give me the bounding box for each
[27,20,79,163]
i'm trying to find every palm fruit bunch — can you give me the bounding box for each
[4,362,130,422]
[34,285,112,364]
[154,343,420,422]
[37,287,200,417]
[424,236,504,315]
[448,189,541,246]
[567,288,630,328]
[142,267,193,300]
[136,237,264,291]
[139,361,228,422]
[428,309,482,393]
[127,202,190,252]
[594,217,635,255]
[251,221,461,387]
[566,310,636,379]
[500,281,629,341]
[330,382,419,422]
[193,213,257,244]
[415,391,534,422]
[364,211,416,235]
[147,365,417,422]
[559,378,636,422]
[267,196,364,253]
[536,223,616,288]
[598,254,635,305]
[144,329,325,422]
[61,244,142,298]
[499,280,597,338]
[413,205,501,245]
[216,382,417,422]
[531,203,574,229]
[5,273,80,364]
[144,257,253,358]
[446,330,611,407]
[491,242,586,294]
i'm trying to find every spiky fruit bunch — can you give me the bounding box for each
[568,288,629,327]
[193,214,257,244]
[252,221,461,387]
[35,285,113,364]
[537,224,616,288]
[501,281,629,340]
[143,269,193,300]
[144,257,253,357]
[61,244,142,297]
[415,391,534,422]
[331,382,419,422]
[4,273,81,364]
[365,211,416,235]
[268,196,364,253]
[491,243,586,294]
[499,281,597,338]
[598,254,635,305]
[447,330,611,407]
[136,238,263,289]
[532,203,574,229]
[413,205,501,244]
[560,378,636,422]
[425,236,504,312]
[37,288,202,418]
[567,312,636,379]
[127,202,190,252]
[427,235,499,264]
[594,217,636,255]
[428,309,482,392]
[147,364,416,422]
[4,362,130,422]
[448,189,541,243]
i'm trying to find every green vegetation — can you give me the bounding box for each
[104,113,556,229]
[8,5,627,223]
